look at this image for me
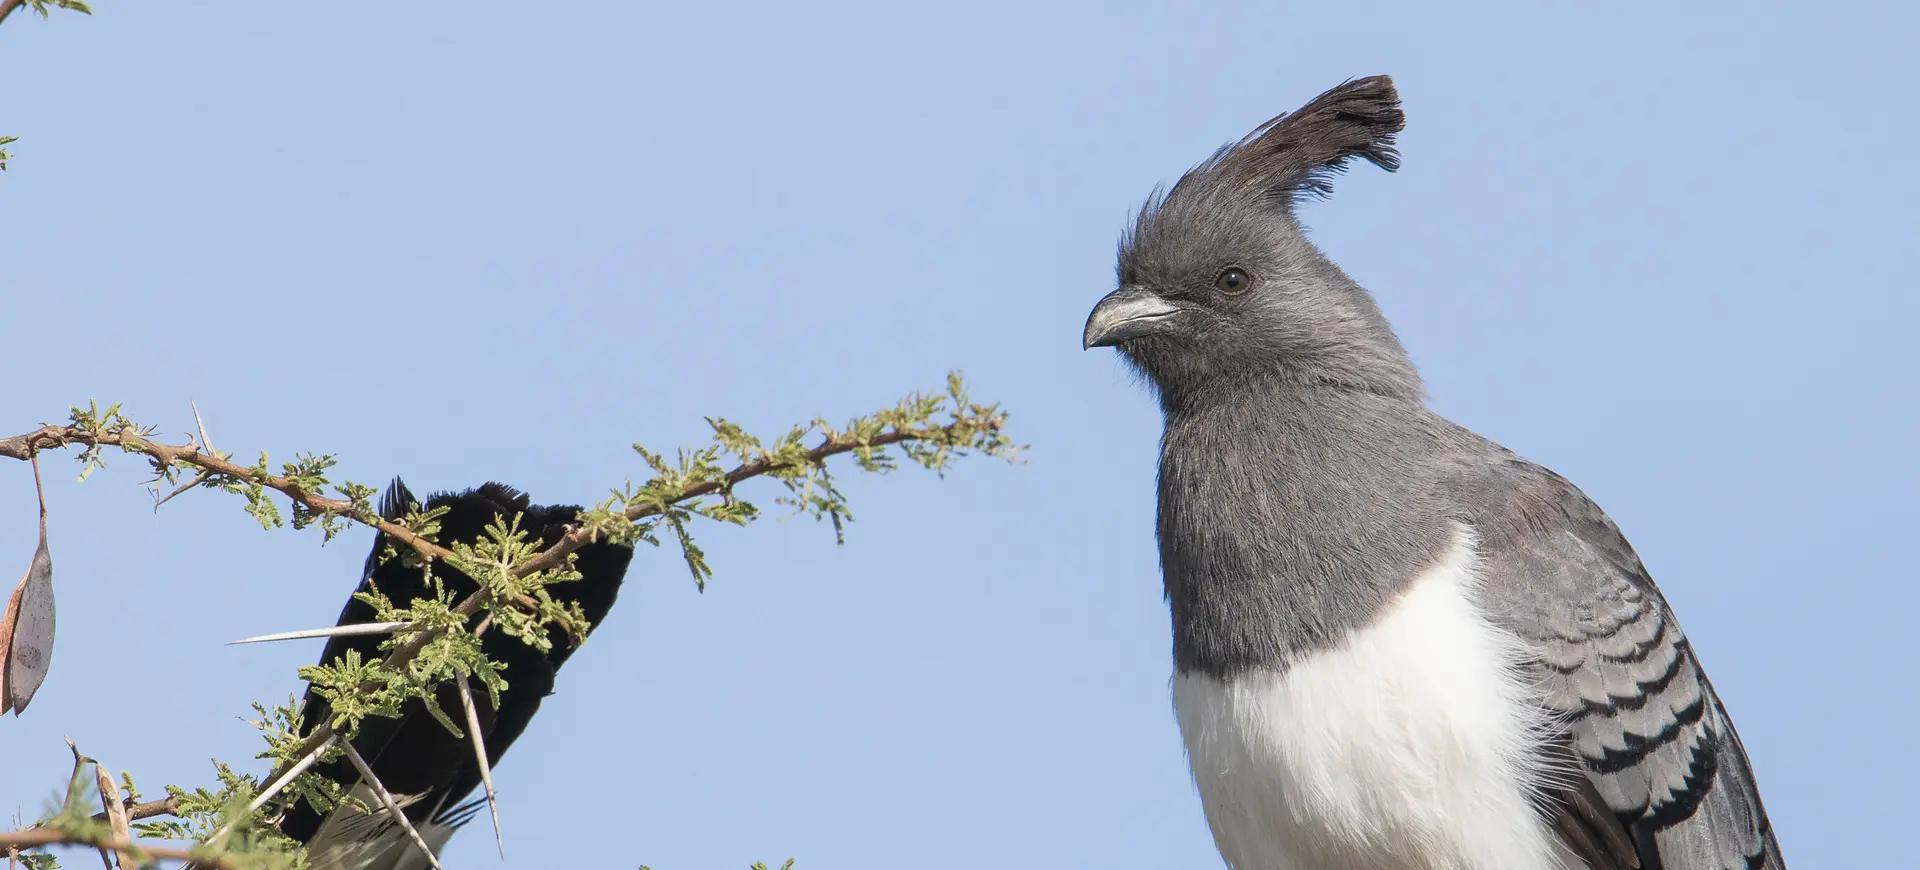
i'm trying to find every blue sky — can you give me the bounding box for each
[2,2,1913,866]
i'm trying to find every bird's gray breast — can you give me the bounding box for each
[1155,391,1457,675]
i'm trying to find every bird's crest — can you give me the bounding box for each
[1187,75,1406,207]
[1121,76,1407,275]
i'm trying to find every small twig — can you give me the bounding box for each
[226,621,412,646]
[456,676,503,857]
[0,0,25,28]
[153,470,214,509]
[336,739,442,870]
[89,796,182,825]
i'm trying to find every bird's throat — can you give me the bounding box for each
[1154,387,1455,676]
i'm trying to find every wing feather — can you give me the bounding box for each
[1444,441,1785,870]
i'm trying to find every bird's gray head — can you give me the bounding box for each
[1084,75,1423,413]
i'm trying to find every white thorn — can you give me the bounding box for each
[226,622,413,646]
[204,735,334,848]
[457,676,504,857]
[191,400,217,455]
[336,737,444,870]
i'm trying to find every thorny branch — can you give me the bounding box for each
[0,424,457,566]
[0,378,1016,867]
[257,420,997,790]
[0,829,246,870]
[95,799,183,825]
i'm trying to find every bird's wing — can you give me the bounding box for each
[1463,459,1785,870]
[279,479,439,845]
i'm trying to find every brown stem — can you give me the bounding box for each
[89,796,182,825]
[0,0,24,28]
[0,828,246,869]
[0,424,454,565]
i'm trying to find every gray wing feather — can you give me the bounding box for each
[1443,440,1784,870]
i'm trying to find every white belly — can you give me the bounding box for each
[1172,532,1568,870]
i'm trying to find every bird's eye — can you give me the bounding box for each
[1215,267,1252,294]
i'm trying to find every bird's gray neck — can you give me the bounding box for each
[1156,381,1454,676]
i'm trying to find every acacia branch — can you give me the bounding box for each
[0,424,455,565]
[0,0,24,27]
[257,421,988,785]
[3,416,987,602]
[3,388,1011,863]
[0,828,246,870]
[517,426,935,579]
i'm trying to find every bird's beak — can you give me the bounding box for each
[1084,286,1182,349]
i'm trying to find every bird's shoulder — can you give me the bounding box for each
[1404,421,1640,605]
[1425,420,1785,870]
